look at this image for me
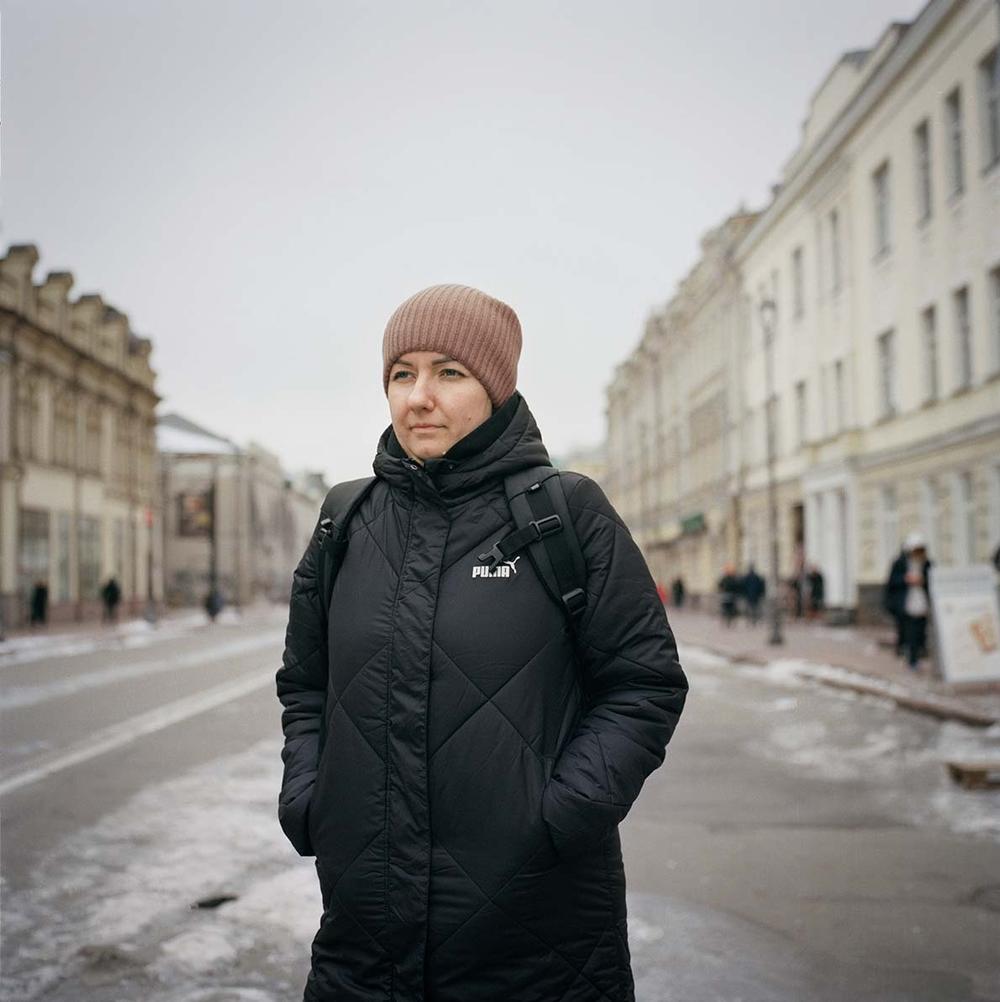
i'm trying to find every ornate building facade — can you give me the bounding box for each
[0,245,161,626]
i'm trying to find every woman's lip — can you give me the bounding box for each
[411,424,440,430]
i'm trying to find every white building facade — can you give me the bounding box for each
[738,0,1000,619]
[608,0,1000,618]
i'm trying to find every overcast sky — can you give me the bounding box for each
[2,0,925,484]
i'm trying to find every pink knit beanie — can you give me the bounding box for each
[382,284,522,407]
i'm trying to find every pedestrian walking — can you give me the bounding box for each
[100,577,121,623]
[275,284,688,1001]
[807,564,825,619]
[672,575,686,608]
[901,534,932,670]
[204,587,224,622]
[29,579,48,628]
[883,545,907,657]
[742,563,765,625]
[717,563,741,626]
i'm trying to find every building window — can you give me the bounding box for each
[113,518,126,583]
[945,87,964,196]
[792,246,805,319]
[834,358,845,432]
[980,46,1000,170]
[795,380,807,446]
[85,404,102,474]
[77,515,102,602]
[765,398,779,458]
[920,478,939,558]
[952,471,976,564]
[17,377,42,461]
[990,265,1000,374]
[914,119,932,222]
[829,208,842,293]
[872,162,891,257]
[57,512,72,603]
[53,389,76,468]
[878,329,897,418]
[953,285,973,390]
[921,305,939,402]
[19,509,50,609]
[880,485,899,570]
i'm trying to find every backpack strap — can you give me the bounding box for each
[316,476,378,627]
[313,476,377,758]
[484,466,588,621]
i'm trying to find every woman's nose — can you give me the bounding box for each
[408,374,435,409]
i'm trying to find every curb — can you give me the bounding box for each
[686,641,999,729]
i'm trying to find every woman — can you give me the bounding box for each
[276,284,688,1002]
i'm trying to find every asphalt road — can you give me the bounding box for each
[2,608,998,1001]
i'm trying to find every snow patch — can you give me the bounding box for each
[1,739,318,1001]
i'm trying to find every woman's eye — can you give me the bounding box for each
[391,370,413,380]
[441,368,464,378]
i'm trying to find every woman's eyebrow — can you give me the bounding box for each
[394,356,458,368]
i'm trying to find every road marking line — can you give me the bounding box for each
[0,670,274,797]
[1,631,284,710]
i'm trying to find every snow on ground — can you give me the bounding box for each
[684,646,1000,841]
[0,613,207,668]
[0,605,287,670]
[1,738,319,1002]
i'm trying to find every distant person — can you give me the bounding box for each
[883,546,907,657]
[101,577,121,623]
[885,533,932,670]
[807,565,825,619]
[29,580,48,628]
[717,564,741,626]
[672,576,686,608]
[791,572,805,619]
[204,587,224,622]
[742,564,765,625]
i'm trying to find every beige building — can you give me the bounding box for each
[0,245,161,627]
[608,0,1000,618]
[553,443,608,489]
[607,211,757,599]
[158,413,325,608]
[738,0,1000,619]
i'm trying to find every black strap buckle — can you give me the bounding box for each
[477,541,505,569]
[529,514,562,539]
[561,587,586,617]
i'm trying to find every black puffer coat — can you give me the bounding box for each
[276,392,687,1002]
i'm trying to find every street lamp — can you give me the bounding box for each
[759,296,784,646]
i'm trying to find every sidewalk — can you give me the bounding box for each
[667,606,1000,728]
[0,602,285,665]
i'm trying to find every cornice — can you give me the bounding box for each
[737,0,961,260]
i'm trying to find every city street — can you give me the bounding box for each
[2,608,999,1001]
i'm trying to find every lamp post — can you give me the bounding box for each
[759,296,784,646]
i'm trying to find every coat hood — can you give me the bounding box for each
[372,391,551,503]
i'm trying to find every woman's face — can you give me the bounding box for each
[387,351,493,462]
